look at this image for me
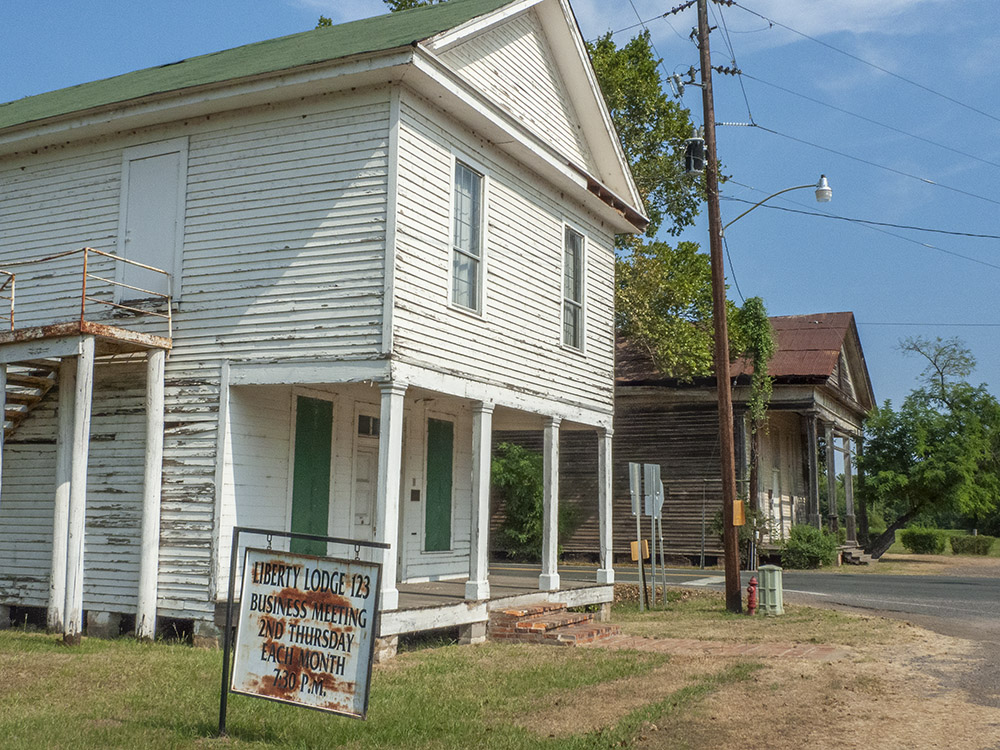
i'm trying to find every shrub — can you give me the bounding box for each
[900,527,945,554]
[949,535,996,556]
[491,443,577,560]
[781,525,838,569]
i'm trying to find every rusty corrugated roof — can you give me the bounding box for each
[617,311,856,384]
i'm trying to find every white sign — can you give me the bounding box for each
[231,548,381,719]
[643,464,662,517]
[629,462,642,516]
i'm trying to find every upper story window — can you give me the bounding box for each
[452,161,484,313]
[562,226,585,349]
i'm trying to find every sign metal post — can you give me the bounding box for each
[218,527,390,736]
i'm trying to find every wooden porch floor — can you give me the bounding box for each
[397,569,604,610]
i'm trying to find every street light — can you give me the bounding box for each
[698,0,833,614]
[722,175,833,235]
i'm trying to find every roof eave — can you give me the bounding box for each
[0,47,416,157]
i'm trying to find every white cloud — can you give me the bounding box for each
[741,0,950,38]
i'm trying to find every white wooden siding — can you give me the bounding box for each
[393,93,616,416]
[438,9,595,172]
[0,90,393,621]
[0,362,146,611]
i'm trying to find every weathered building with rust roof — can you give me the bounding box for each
[518,311,875,564]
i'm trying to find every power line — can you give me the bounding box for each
[752,123,1000,209]
[730,1,1000,126]
[720,196,1000,240]
[722,235,745,303]
[858,322,1000,328]
[740,72,1000,172]
[711,2,755,124]
[723,181,1000,272]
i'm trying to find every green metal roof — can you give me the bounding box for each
[0,0,519,132]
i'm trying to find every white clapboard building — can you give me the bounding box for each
[0,0,645,646]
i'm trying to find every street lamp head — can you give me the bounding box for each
[815,174,832,203]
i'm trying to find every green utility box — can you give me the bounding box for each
[758,564,784,616]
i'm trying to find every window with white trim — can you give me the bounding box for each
[563,226,585,349]
[452,161,483,312]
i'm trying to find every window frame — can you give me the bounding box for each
[448,156,487,316]
[561,223,586,351]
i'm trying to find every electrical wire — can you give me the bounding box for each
[858,322,1000,328]
[740,72,1000,172]
[627,0,674,85]
[720,195,1000,240]
[711,1,755,124]
[730,1,1000,126]
[720,184,1000,272]
[752,123,1000,209]
[722,235,746,303]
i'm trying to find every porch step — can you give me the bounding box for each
[488,602,620,647]
[514,610,594,634]
[842,547,874,565]
[4,358,60,439]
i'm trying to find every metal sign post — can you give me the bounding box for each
[218,527,391,736]
[628,463,645,612]
[643,464,657,607]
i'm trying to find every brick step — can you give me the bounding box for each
[543,622,621,646]
[514,610,594,634]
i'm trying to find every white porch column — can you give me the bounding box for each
[466,402,493,600]
[375,382,406,611]
[597,427,615,584]
[539,416,561,591]
[843,436,857,545]
[136,348,165,640]
[47,360,75,632]
[64,337,95,645]
[806,414,821,528]
[825,422,839,533]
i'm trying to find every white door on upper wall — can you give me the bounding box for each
[117,138,187,301]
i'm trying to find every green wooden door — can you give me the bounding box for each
[425,418,454,552]
[290,396,333,556]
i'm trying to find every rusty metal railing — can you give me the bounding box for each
[0,271,13,331]
[0,247,172,338]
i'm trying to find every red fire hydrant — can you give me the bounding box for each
[746,575,758,616]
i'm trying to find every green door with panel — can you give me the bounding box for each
[425,418,454,552]
[290,395,333,556]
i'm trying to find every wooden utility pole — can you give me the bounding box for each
[697,0,742,613]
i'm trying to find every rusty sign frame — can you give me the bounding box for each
[218,526,390,737]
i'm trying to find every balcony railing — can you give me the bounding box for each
[0,271,13,331]
[0,247,172,338]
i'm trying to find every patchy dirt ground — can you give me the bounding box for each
[852,552,1000,578]
[515,589,1000,749]
[647,628,1000,750]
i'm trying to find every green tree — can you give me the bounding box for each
[731,297,775,509]
[382,0,445,10]
[861,338,1000,558]
[588,31,701,240]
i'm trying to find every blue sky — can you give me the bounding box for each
[2,0,997,407]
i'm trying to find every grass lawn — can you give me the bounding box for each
[0,617,755,750]
[0,590,933,749]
